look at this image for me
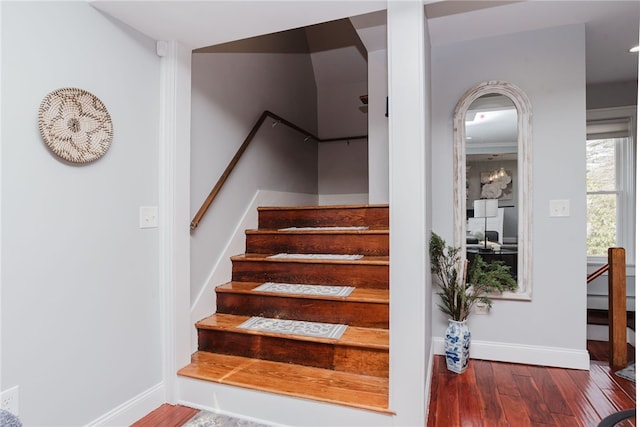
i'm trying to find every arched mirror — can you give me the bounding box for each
[453,81,532,299]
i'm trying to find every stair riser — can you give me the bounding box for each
[216,293,389,328]
[197,329,388,377]
[232,261,389,289]
[587,309,635,331]
[258,206,389,230]
[245,233,389,256]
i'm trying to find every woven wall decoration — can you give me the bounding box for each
[38,88,113,163]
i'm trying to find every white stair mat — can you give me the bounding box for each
[238,316,348,340]
[278,226,369,231]
[267,253,363,260]
[252,282,355,297]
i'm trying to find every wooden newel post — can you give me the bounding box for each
[608,247,627,369]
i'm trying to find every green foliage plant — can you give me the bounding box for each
[429,232,517,321]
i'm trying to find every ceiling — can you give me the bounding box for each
[466,95,518,161]
[91,1,639,86]
[90,1,637,162]
[89,1,386,51]
[425,0,639,85]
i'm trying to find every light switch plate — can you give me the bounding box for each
[549,200,570,217]
[140,206,158,228]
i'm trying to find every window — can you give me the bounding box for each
[586,107,636,264]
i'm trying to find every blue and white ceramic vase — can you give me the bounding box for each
[444,319,471,373]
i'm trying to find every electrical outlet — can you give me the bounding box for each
[139,206,158,228]
[1,385,19,416]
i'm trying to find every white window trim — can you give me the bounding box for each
[587,106,636,271]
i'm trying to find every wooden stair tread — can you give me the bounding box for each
[258,204,389,212]
[178,351,392,414]
[246,229,389,235]
[216,282,389,328]
[131,404,199,427]
[217,281,389,303]
[232,253,389,265]
[196,313,388,349]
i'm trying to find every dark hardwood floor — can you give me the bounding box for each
[131,404,199,427]
[587,340,635,365]
[132,341,635,427]
[428,341,635,426]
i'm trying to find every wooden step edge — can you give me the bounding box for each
[177,351,394,415]
[195,322,390,350]
[195,314,389,350]
[246,228,389,235]
[216,282,390,304]
[257,204,389,212]
[231,253,390,266]
[131,404,199,427]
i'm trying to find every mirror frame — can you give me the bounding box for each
[453,81,533,299]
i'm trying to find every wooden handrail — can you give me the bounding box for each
[190,110,367,231]
[588,248,628,368]
[587,263,609,284]
[607,247,627,369]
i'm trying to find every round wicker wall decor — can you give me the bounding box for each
[38,88,113,163]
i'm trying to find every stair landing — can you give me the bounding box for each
[178,351,393,414]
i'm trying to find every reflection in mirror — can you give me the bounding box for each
[466,95,517,273]
[454,82,532,299]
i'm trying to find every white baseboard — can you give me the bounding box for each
[84,382,165,427]
[177,377,393,427]
[433,337,591,370]
[424,341,436,421]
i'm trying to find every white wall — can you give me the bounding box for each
[316,80,369,204]
[387,3,430,425]
[317,80,368,139]
[367,49,390,204]
[1,2,163,425]
[190,51,319,305]
[317,139,369,205]
[315,52,369,204]
[432,24,589,368]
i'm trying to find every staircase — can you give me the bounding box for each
[588,309,635,332]
[178,204,391,414]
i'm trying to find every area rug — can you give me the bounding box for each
[278,226,368,231]
[238,316,347,339]
[184,410,273,427]
[252,282,355,297]
[267,253,363,260]
[615,363,635,382]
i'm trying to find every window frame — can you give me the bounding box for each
[586,106,636,270]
